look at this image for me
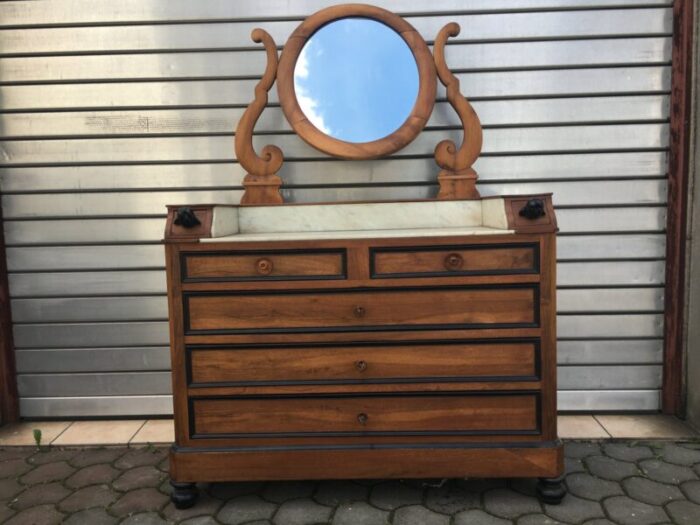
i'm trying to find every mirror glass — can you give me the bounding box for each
[294,18,419,143]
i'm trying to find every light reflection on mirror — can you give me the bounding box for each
[294,18,419,143]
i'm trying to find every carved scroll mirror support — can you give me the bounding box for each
[235,5,483,205]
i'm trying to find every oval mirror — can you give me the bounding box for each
[294,18,419,143]
[277,5,436,159]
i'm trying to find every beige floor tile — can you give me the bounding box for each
[130,419,174,444]
[595,414,698,439]
[558,415,610,439]
[51,420,145,445]
[0,421,72,446]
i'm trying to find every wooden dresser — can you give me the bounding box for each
[164,197,564,508]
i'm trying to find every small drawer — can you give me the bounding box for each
[191,393,539,437]
[184,285,538,334]
[188,340,539,386]
[370,243,538,278]
[181,249,346,282]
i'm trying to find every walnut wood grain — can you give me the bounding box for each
[433,23,483,200]
[189,341,537,385]
[192,393,537,436]
[185,286,537,333]
[277,4,436,160]
[235,28,284,205]
[183,251,345,281]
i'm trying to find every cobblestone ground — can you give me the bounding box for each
[2,441,700,524]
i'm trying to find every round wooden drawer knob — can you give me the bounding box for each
[255,258,273,275]
[355,360,368,372]
[357,413,368,425]
[444,253,464,271]
[353,305,366,318]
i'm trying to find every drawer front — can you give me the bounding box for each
[191,393,539,437]
[184,286,538,334]
[371,243,538,278]
[181,249,346,282]
[188,340,539,386]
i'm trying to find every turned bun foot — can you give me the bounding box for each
[536,474,566,505]
[170,481,199,509]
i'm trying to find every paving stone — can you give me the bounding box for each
[0,459,32,479]
[454,509,511,525]
[262,480,316,503]
[639,458,697,484]
[180,518,221,525]
[369,480,423,510]
[19,460,75,485]
[602,443,654,462]
[544,493,604,523]
[162,491,223,522]
[63,507,118,525]
[517,515,569,525]
[564,443,601,459]
[113,465,166,491]
[331,501,389,525]
[483,487,541,519]
[9,481,70,510]
[565,472,623,501]
[0,449,30,462]
[217,495,276,525]
[69,447,124,468]
[602,495,669,525]
[682,479,700,504]
[622,476,683,505]
[459,478,507,494]
[27,448,78,465]
[115,447,167,470]
[65,462,119,488]
[0,502,15,523]
[564,457,586,474]
[695,463,700,477]
[273,498,333,525]
[425,479,480,514]
[580,520,616,525]
[665,499,700,525]
[58,483,119,513]
[109,487,169,517]
[659,443,700,466]
[120,512,169,524]
[4,504,64,525]
[313,480,368,506]
[0,478,24,500]
[393,505,450,525]
[584,456,639,481]
[207,481,264,500]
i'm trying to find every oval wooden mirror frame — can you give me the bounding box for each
[276,4,437,159]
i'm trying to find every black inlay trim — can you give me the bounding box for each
[187,391,541,440]
[182,283,541,336]
[180,248,347,283]
[185,338,542,388]
[369,242,541,279]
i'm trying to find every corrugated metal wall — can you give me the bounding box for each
[0,0,671,417]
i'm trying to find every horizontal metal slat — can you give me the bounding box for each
[15,347,171,373]
[558,313,663,338]
[17,371,171,397]
[0,9,671,55]
[558,340,662,365]
[18,395,173,418]
[9,270,166,297]
[0,151,668,192]
[557,288,663,312]
[556,207,665,233]
[558,365,662,390]
[558,389,659,411]
[0,67,670,110]
[557,234,665,260]
[0,96,670,138]
[559,261,665,286]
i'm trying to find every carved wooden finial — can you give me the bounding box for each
[433,23,483,200]
[235,29,285,205]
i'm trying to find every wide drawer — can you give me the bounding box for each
[188,340,539,386]
[191,393,539,437]
[181,249,346,282]
[371,243,538,278]
[184,285,538,334]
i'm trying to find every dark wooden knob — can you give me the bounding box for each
[256,258,273,275]
[444,253,464,271]
[355,360,367,372]
[357,413,368,425]
[353,305,366,318]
